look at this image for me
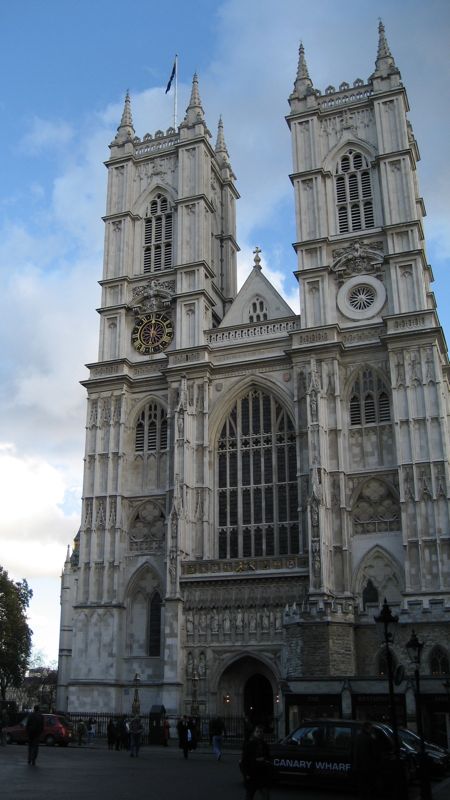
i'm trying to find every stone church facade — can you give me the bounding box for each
[57,24,450,741]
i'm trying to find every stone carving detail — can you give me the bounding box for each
[84,499,93,527]
[403,468,415,501]
[100,398,112,428]
[358,549,402,603]
[409,351,422,383]
[331,240,383,284]
[128,501,165,553]
[89,400,98,428]
[131,278,175,316]
[96,499,106,528]
[352,479,400,534]
[395,353,406,386]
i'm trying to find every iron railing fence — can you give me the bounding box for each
[64,713,279,747]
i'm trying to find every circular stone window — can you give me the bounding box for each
[337,275,386,320]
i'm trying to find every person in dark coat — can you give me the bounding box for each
[241,724,272,800]
[107,718,116,750]
[129,716,143,758]
[26,705,44,766]
[177,716,191,759]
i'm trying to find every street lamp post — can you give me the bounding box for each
[443,678,450,751]
[374,598,407,800]
[406,630,432,800]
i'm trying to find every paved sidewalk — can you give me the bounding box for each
[0,742,448,800]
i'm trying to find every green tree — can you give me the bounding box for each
[0,566,33,701]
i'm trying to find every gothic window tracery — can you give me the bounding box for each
[430,646,449,676]
[135,402,168,453]
[217,389,299,559]
[335,150,374,234]
[143,193,173,273]
[248,297,268,323]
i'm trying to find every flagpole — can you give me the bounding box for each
[174,54,178,129]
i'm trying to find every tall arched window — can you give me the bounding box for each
[378,647,397,677]
[335,150,374,234]
[148,591,162,657]
[135,402,168,452]
[349,369,391,427]
[430,646,449,676]
[143,194,173,273]
[217,389,299,559]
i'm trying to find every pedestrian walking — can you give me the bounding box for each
[0,707,9,746]
[87,717,96,745]
[26,705,44,766]
[129,715,143,757]
[240,724,272,800]
[107,718,116,750]
[77,719,87,746]
[210,716,226,760]
[177,715,191,759]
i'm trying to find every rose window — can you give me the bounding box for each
[348,285,375,310]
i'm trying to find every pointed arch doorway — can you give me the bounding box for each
[216,655,276,729]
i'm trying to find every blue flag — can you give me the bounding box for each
[165,59,176,94]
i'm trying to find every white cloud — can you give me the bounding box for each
[0,444,77,578]
[19,116,74,154]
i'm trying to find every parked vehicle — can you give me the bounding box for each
[268,719,415,790]
[4,713,73,746]
[395,726,449,778]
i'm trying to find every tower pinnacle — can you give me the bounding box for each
[291,42,314,100]
[215,116,229,160]
[184,73,205,124]
[372,20,400,81]
[114,90,135,143]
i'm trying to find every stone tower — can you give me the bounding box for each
[58,26,449,741]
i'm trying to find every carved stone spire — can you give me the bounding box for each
[114,90,135,143]
[292,42,314,99]
[371,20,401,82]
[215,116,229,160]
[184,73,205,125]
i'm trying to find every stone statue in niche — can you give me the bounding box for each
[312,539,321,577]
[198,652,206,677]
[210,608,219,633]
[248,609,257,634]
[186,652,193,677]
[261,607,270,632]
[223,610,231,634]
[186,612,194,635]
[235,608,244,633]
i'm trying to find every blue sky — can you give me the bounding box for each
[0,0,449,663]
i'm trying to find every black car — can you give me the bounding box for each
[269,719,414,790]
[384,725,450,778]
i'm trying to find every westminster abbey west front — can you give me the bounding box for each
[57,23,450,745]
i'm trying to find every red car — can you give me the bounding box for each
[5,713,73,746]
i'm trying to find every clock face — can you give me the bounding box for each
[131,313,174,354]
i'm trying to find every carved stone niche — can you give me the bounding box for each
[128,501,165,554]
